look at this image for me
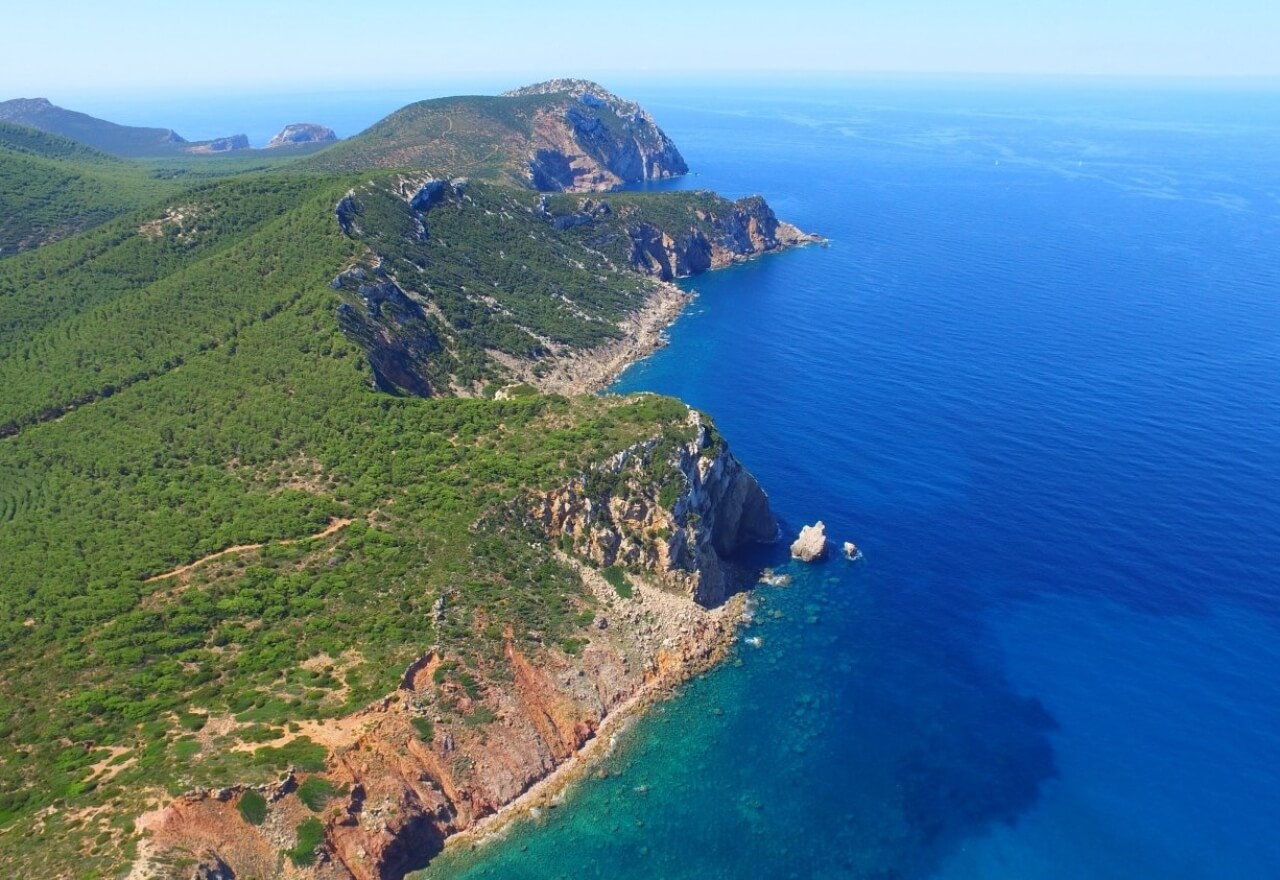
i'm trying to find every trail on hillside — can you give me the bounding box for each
[143,517,352,583]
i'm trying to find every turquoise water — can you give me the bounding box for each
[94,80,1280,878]
[416,82,1280,878]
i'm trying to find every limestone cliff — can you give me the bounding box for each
[532,407,777,606]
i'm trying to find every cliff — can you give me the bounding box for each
[327,175,821,399]
[502,79,687,192]
[544,190,825,281]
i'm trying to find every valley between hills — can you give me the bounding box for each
[0,79,820,879]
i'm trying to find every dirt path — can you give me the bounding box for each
[143,517,352,583]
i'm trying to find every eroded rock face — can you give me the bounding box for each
[533,408,778,606]
[267,123,338,148]
[627,194,822,281]
[791,522,829,562]
[504,79,688,192]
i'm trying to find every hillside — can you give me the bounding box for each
[0,122,181,254]
[0,81,817,879]
[309,79,687,191]
[0,97,189,157]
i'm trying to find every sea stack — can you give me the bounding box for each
[790,521,828,562]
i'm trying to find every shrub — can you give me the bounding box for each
[601,566,631,598]
[237,790,267,826]
[297,776,338,812]
[287,817,325,866]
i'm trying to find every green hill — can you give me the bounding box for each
[309,79,687,191]
[0,122,181,254]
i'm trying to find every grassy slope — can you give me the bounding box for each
[0,168,710,876]
[305,94,543,183]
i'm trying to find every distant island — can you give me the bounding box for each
[0,80,820,879]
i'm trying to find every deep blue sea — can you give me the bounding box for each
[99,79,1280,878]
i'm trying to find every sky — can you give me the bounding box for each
[4,0,1279,98]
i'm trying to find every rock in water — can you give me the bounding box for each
[791,522,828,562]
[843,541,861,560]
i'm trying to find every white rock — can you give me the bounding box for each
[790,521,828,562]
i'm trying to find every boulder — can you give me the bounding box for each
[790,521,828,562]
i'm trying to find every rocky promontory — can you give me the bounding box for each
[308,79,689,192]
[131,405,773,880]
[267,123,337,148]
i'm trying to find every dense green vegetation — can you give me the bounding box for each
[237,790,268,825]
[288,817,326,866]
[0,78,787,875]
[0,122,181,254]
[0,122,328,257]
[0,144,710,875]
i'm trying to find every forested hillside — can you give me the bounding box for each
[0,84,808,878]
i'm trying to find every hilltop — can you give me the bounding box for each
[310,79,687,191]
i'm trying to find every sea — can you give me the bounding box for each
[85,77,1280,878]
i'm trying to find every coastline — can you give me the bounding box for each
[416,236,819,871]
[505,279,692,397]
[429,586,749,870]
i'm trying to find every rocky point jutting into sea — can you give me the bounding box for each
[114,81,822,880]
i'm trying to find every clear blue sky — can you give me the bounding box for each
[4,0,1278,96]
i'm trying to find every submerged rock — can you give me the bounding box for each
[790,522,828,562]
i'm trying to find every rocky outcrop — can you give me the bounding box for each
[187,134,250,154]
[332,270,441,397]
[267,123,337,148]
[503,79,688,192]
[791,521,828,562]
[629,194,823,281]
[532,408,777,606]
